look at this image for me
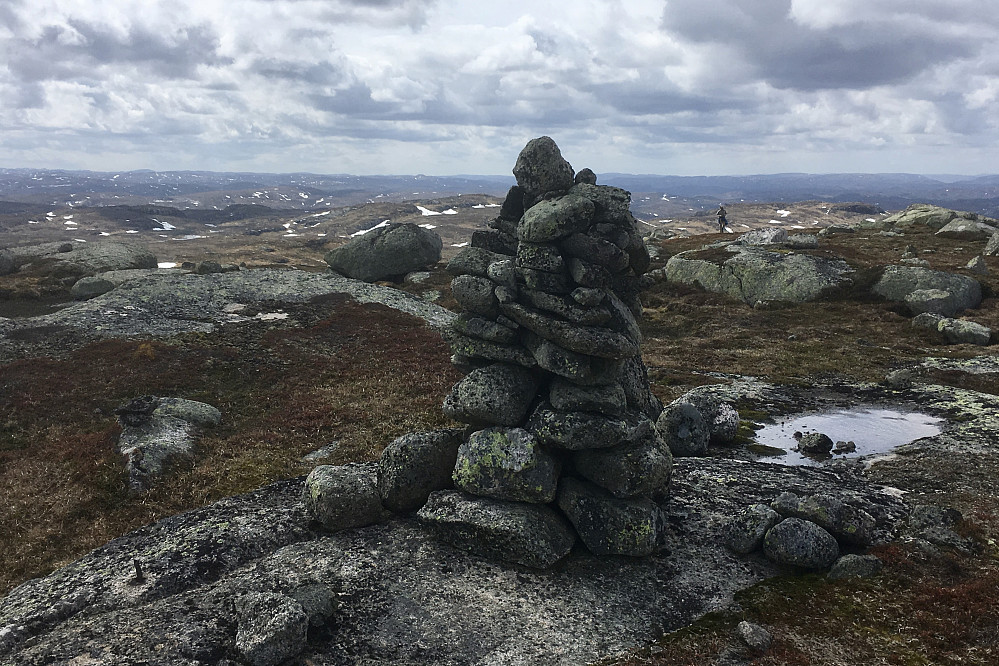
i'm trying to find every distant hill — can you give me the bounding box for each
[0,167,996,218]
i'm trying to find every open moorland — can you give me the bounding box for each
[1,187,998,664]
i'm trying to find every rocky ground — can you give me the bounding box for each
[1,200,998,664]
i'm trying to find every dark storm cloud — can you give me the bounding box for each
[7,20,231,83]
[661,0,981,90]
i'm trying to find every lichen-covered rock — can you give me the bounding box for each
[873,265,982,314]
[938,318,992,346]
[986,231,999,256]
[965,255,989,275]
[452,428,559,503]
[905,288,962,317]
[451,274,500,319]
[657,401,709,456]
[740,228,788,245]
[377,429,464,513]
[303,463,387,532]
[153,397,222,427]
[325,222,442,282]
[518,195,596,243]
[935,218,998,241]
[677,390,740,443]
[523,334,622,384]
[447,246,509,277]
[883,204,969,231]
[549,378,627,417]
[736,620,773,654]
[500,301,639,359]
[771,492,876,547]
[527,406,652,451]
[444,363,538,426]
[449,334,537,368]
[827,554,884,580]
[235,592,309,666]
[763,518,839,569]
[512,136,575,207]
[724,504,782,555]
[572,428,672,499]
[556,477,668,556]
[665,246,854,305]
[417,490,575,568]
[451,313,518,344]
[70,275,116,300]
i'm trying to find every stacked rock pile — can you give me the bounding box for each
[406,136,674,567]
[303,137,681,569]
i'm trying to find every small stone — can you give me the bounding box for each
[377,429,464,513]
[446,363,538,427]
[938,318,992,346]
[965,255,989,275]
[724,504,782,554]
[797,432,834,455]
[736,621,772,654]
[303,463,387,532]
[451,274,499,319]
[827,554,884,580]
[656,401,709,456]
[453,428,560,503]
[763,518,840,569]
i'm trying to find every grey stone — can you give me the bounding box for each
[518,195,595,243]
[827,554,884,580]
[572,286,606,307]
[500,301,639,359]
[516,265,574,294]
[518,288,611,326]
[377,429,464,513]
[498,185,525,221]
[797,432,834,455]
[118,414,197,492]
[724,504,782,555]
[513,136,575,206]
[574,168,597,185]
[736,620,772,653]
[451,274,500,319]
[938,318,992,345]
[447,246,508,277]
[289,583,337,627]
[678,390,740,443]
[523,333,622,385]
[453,428,559,503]
[657,401,709,456]
[235,592,308,666]
[740,228,787,245]
[817,224,856,236]
[486,259,517,289]
[905,288,961,317]
[771,492,876,547]
[303,463,387,532]
[911,311,945,329]
[873,265,981,314]
[883,204,961,230]
[325,222,443,282]
[470,229,518,256]
[665,246,854,305]
[935,218,998,241]
[527,406,653,451]
[985,231,999,256]
[70,276,116,300]
[446,363,538,426]
[965,255,989,275]
[449,334,537,368]
[196,260,224,274]
[568,256,613,288]
[418,490,575,568]
[560,232,631,272]
[556,477,668,556]
[763,518,840,569]
[153,397,222,427]
[786,233,819,249]
[570,183,632,224]
[573,428,672,498]
[617,355,655,416]
[451,313,518,345]
[516,242,567,273]
[549,378,627,417]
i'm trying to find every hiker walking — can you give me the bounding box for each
[716,204,728,233]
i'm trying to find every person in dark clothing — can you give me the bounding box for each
[716,205,728,232]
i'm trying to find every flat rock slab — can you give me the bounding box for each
[0,452,910,665]
[0,268,456,360]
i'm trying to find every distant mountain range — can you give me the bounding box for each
[1,168,997,218]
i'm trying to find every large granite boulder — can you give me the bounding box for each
[935,217,999,241]
[873,265,982,315]
[325,222,443,282]
[882,204,981,231]
[665,245,854,305]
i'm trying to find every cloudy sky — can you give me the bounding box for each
[2,0,997,176]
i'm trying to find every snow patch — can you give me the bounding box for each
[417,206,443,216]
[158,262,178,269]
[451,242,469,247]
[351,220,392,237]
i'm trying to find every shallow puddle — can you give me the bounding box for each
[749,407,944,466]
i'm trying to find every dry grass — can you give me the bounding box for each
[0,297,460,593]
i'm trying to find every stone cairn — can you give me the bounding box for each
[417,136,671,567]
[305,137,673,568]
